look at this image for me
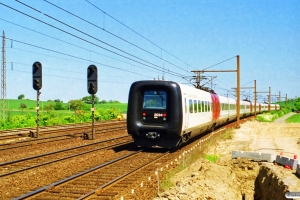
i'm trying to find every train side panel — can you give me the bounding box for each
[179,84,214,139]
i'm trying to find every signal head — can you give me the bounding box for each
[32,61,42,90]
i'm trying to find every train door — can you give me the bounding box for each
[183,96,189,131]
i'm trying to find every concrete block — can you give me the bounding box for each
[296,164,300,176]
[260,153,276,163]
[232,150,275,162]
[275,155,299,170]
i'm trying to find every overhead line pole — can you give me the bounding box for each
[191,55,241,128]
[256,87,271,111]
[1,30,6,120]
[231,80,257,116]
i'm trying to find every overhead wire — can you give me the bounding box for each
[0,17,158,74]
[84,0,195,70]
[1,2,184,78]
[44,0,189,73]
[15,0,185,77]
[11,61,140,79]
[8,68,132,84]
[202,56,237,70]
[2,1,245,90]
[7,38,153,79]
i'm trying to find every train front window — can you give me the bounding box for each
[143,90,167,109]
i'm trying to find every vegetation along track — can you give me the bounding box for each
[14,150,170,199]
[0,121,126,150]
[0,135,132,178]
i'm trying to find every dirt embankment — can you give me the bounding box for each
[154,118,300,200]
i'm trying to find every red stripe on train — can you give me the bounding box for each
[210,94,220,121]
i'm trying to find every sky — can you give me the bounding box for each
[0,0,299,103]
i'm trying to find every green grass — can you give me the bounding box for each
[256,108,291,122]
[0,99,127,129]
[95,103,127,113]
[285,113,300,123]
[222,129,233,139]
[4,99,128,115]
[204,154,219,162]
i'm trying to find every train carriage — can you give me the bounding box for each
[127,80,280,148]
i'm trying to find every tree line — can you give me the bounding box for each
[18,94,121,112]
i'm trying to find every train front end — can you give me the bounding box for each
[127,80,183,148]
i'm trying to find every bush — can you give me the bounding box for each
[0,106,123,130]
[256,108,291,122]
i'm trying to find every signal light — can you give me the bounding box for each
[87,65,98,94]
[32,61,42,90]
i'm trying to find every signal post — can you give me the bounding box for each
[87,65,98,140]
[32,61,42,138]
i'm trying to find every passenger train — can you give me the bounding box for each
[127,80,280,148]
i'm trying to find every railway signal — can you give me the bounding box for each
[87,65,98,94]
[87,65,98,140]
[32,61,42,138]
[32,62,42,90]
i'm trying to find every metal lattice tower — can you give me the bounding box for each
[1,31,6,120]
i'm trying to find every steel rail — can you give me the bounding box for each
[14,150,142,200]
[0,120,125,139]
[0,135,132,177]
[0,125,126,151]
[77,152,170,199]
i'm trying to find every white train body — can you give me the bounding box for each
[127,80,280,148]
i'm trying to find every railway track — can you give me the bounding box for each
[0,135,133,178]
[0,121,126,150]
[0,116,254,199]
[15,149,170,199]
[0,120,126,141]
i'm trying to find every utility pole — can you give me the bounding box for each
[192,55,241,128]
[269,87,271,111]
[232,79,257,116]
[1,30,6,120]
[257,87,271,111]
[254,80,256,116]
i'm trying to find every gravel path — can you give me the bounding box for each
[273,112,297,123]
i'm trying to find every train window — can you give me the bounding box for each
[189,99,193,113]
[194,100,197,113]
[198,100,201,112]
[207,101,209,112]
[184,98,187,113]
[206,101,209,112]
[143,90,167,109]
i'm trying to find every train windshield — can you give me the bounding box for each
[143,90,167,109]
